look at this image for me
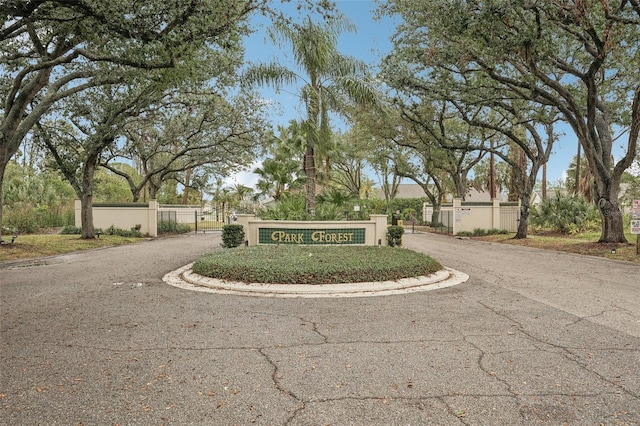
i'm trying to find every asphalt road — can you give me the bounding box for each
[1,232,639,425]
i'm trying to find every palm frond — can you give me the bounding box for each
[242,62,301,89]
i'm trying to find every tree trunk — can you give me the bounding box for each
[542,162,547,201]
[508,146,525,201]
[596,185,627,243]
[1,132,25,241]
[574,142,581,196]
[182,167,192,205]
[514,193,531,239]
[513,156,540,240]
[80,160,97,239]
[304,143,316,215]
[422,190,442,226]
[583,107,635,243]
[430,204,442,227]
[149,181,160,200]
[453,175,466,201]
[80,191,95,239]
[489,150,496,199]
[0,153,7,241]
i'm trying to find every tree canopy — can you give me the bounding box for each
[244,14,381,215]
[379,0,640,242]
[1,0,332,237]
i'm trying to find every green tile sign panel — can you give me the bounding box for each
[258,228,366,245]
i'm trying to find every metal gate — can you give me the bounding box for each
[499,203,520,232]
[430,209,454,235]
[158,210,224,233]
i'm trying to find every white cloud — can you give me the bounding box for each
[224,160,262,189]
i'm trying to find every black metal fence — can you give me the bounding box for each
[158,210,224,233]
[430,210,454,234]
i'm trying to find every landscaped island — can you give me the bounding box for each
[192,245,442,285]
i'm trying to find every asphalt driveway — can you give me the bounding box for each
[1,232,639,425]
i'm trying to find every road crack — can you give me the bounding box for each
[477,300,639,400]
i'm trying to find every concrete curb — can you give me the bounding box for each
[163,264,469,298]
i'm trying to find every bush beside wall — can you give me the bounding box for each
[222,224,245,248]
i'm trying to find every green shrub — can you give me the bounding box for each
[316,188,355,207]
[386,225,405,247]
[2,207,40,233]
[257,193,418,222]
[314,203,343,221]
[463,228,509,236]
[2,203,74,233]
[193,246,442,284]
[158,220,191,234]
[257,194,309,220]
[387,198,428,223]
[222,224,245,248]
[487,228,510,235]
[35,205,74,228]
[105,225,142,238]
[60,225,82,235]
[531,195,600,234]
[472,228,487,236]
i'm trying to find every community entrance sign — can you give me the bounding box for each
[258,228,366,245]
[236,214,388,246]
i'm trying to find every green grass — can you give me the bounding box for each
[476,230,640,263]
[193,245,443,284]
[0,234,143,262]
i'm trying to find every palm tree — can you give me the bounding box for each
[244,15,380,215]
[272,120,306,165]
[229,183,253,213]
[316,187,355,207]
[566,154,594,202]
[209,178,234,222]
[253,158,304,201]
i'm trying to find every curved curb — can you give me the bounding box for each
[163,264,469,298]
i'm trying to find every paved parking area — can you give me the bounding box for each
[1,232,639,424]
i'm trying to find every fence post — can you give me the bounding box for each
[148,200,158,237]
[453,198,461,235]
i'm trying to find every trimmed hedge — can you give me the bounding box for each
[192,245,442,285]
[386,225,405,247]
[221,224,245,248]
[59,225,142,237]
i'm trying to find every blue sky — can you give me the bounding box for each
[231,0,585,190]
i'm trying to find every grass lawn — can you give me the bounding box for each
[473,230,640,263]
[0,234,144,262]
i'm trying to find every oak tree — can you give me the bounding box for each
[380,0,640,242]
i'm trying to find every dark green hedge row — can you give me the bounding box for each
[192,245,442,285]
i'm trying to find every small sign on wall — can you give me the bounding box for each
[633,199,640,220]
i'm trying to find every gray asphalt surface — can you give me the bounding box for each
[1,231,639,425]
